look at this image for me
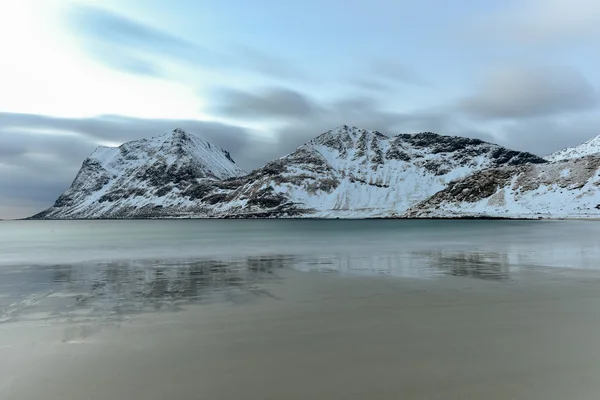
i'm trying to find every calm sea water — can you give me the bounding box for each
[2,219,600,268]
[1,219,600,324]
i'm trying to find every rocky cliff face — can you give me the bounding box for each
[405,155,600,218]
[31,125,549,219]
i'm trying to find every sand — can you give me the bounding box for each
[3,268,600,400]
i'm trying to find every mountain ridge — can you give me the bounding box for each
[31,125,551,219]
[545,135,600,162]
[31,129,246,219]
[406,154,600,219]
[211,125,546,218]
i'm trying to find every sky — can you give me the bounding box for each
[1,0,600,219]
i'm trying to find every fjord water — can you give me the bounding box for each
[3,220,600,399]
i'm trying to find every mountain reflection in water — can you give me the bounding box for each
[0,251,521,325]
[1,256,290,325]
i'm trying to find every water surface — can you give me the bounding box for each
[2,220,600,399]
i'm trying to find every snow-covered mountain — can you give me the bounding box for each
[545,135,600,162]
[405,155,600,219]
[209,125,546,218]
[31,125,548,219]
[32,129,246,219]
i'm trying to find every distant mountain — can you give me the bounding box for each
[545,135,600,162]
[30,125,546,219]
[405,155,600,219]
[212,125,546,218]
[31,129,246,219]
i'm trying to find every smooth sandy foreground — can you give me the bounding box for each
[3,269,600,400]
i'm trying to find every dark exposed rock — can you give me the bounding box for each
[353,131,368,160]
[490,148,546,166]
[258,160,287,176]
[182,182,216,200]
[373,131,387,139]
[421,159,451,176]
[317,134,347,154]
[306,178,340,194]
[223,150,235,163]
[138,161,208,188]
[215,177,248,190]
[222,209,304,219]
[166,164,198,183]
[397,132,485,154]
[138,161,167,186]
[393,133,546,167]
[385,147,411,162]
[119,145,139,161]
[154,186,172,197]
[98,188,147,203]
[370,138,384,165]
[443,168,515,202]
[53,193,74,208]
[246,187,288,208]
[291,148,331,172]
[203,193,229,205]
[348,176,389,188]
[273,174,314,185]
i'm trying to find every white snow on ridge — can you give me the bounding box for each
[407,156,600,219]
[220,125,546,218]
[90,129,245,180]
[35,129,246,219]
[545,135,600,162]
[34,125,557,219]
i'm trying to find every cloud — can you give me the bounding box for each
[208,84,498,157]
[65,5,308,82]
[231,46,311,81]
[0,113,273,219]
[351,78,398,93]
[2,85,599,219]
[457,65,597,120]
[213,87,320,119]
[348,61,428,93]
[369,61,428,87]
[0,129,96,219]
[0,113,268,167]
[268,95,471,156]
[67,5,217,74]
[491,116,600,157]
[228,85,599,161]
[87,47,167,78]
[471,0,600,43]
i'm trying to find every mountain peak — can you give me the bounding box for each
[33,129,247,219]
[545,134,600,162]
[329,125,385,137]
[164,128,193,145]
[311,125,388,146]
[170,127,189,138]
[32,125,557,220]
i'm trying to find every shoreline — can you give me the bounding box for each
[16,215,600,221]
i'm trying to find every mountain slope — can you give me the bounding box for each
[405,155,600,218]
[212,125,546,218]
[32,129,246,219]
[31,125,548,219]
[546,135,600,161]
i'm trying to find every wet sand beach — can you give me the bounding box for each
[4,267,600,400]
[2,219,600,399]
